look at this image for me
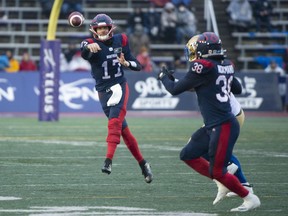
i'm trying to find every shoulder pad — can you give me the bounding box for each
[121,33,128,46]
[80,38,94,48]
[191,59,214,74]
[86,38,94,44]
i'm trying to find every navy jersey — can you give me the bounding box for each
[80,33,141,92]
[161,58,242,128]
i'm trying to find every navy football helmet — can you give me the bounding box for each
[185,32,225,62]
[89,14,115,41]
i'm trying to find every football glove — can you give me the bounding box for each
[157,66,175,81]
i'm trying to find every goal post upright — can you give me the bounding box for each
[39,0,63,121]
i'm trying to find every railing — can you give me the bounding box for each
[204,0,219,36]
[232,32,288,45]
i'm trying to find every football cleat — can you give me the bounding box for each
[140,161,153,183]
[227,183,254,197]
[101,158,112,174]
[213,163,239,204]
[213,180,230,205]
[230,193,261,212]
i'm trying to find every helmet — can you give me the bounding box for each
[184,32,225,62]
[89,14,115,41]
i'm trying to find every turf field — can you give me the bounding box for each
[0,113,287,216]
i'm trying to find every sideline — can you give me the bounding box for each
[0,111,287,118]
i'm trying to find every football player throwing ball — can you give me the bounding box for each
[80,14,153,184]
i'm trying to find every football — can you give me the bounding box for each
[68,11,85,27]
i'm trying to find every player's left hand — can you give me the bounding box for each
[117,53,130,67]
[157,66,175,81]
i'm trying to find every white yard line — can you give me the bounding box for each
[0,206,217,216]
[1,137,287,157]
[0,196,22,201]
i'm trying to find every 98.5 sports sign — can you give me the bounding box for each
[0,71,285,113]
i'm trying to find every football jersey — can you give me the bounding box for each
[80,34,140,92]
[161,58,242,128]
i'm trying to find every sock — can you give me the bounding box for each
[122,127,144,162]
[106,142,117,160]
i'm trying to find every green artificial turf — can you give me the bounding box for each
[0,115,287,215]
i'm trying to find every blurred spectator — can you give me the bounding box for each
[128,24,151,57]
[61,0,83,18]
[265,59,285,75]
[60,53,69,72]
[126,7,149,36]
[160,2,178,43]
[19,52,37,71]
[265,60,286,108]
[0,53,9,71]
[284,49,288,74]
[40,0,53,18]
[64,42,79,63]
[172,54,186,70]
[176,3,197,44]
[68,51,91,71]
[146,3,162,40]
[149,0,170,7]
[0,10,7,20]
[226,0,253,32]
[136,46,156,72]
[5,50,19,73]
[252,0,273,32]
[171,0,192,8]
[158,61,172,70]
[40,0,83,19]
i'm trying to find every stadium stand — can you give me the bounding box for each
[0,0,287,72]
[232,32,288,70]
[221,0,288,72]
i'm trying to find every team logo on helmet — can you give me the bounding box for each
[185,32,225,62]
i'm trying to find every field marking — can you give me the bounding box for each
[0,196,22,201]
[0,137,98,146]
[0,137,181,151]
[1,182,287,188]
[1,137,288,158]
[0,206,217,216]
[235,149,288,158]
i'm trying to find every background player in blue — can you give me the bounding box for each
[158,32,260,211]
[80,14,153,183]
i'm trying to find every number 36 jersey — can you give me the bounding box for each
[80,33,141,92]
[161,58,242,128]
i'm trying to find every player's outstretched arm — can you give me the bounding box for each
[80,40,101,60]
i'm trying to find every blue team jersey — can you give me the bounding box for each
[80,34,140,92]
[161,58,242,128]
